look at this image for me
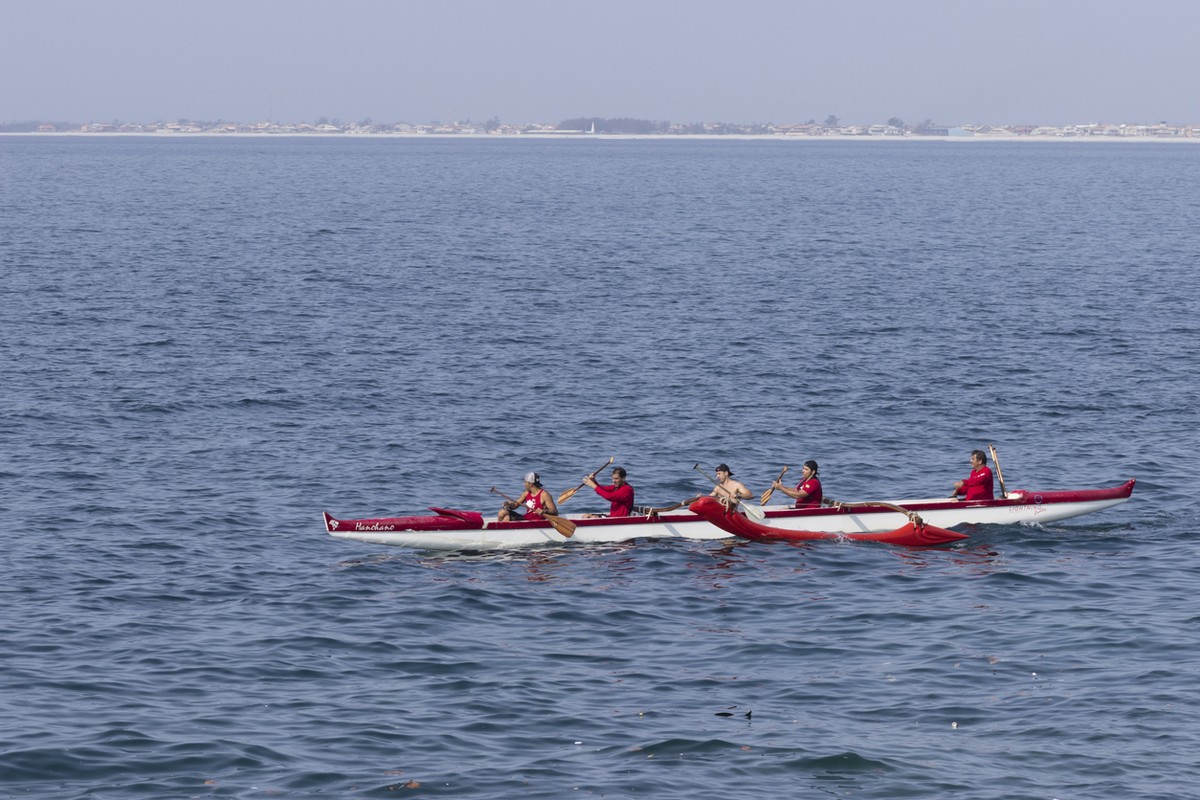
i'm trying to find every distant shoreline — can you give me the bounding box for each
[3,131,1199,143]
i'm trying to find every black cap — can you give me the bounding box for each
[715,463,732,474]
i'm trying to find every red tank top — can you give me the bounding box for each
[521,488,547,516]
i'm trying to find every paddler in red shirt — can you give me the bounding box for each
[583,466,635,517]
[771,459,823,508]
[953,450,995,501]
[497,472,559,522]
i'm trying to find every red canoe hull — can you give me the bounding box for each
[688,498,969,546]
[322,507,485,534]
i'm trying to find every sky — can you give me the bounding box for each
[2,0,1197,127]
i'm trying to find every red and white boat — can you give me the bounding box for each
[323,478,1135,551]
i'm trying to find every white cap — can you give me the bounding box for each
[523,472,539,484]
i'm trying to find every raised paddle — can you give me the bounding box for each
[557,456,615,505]
[988,443,1009,498]
[489,486,577,538]
[693,464,766,520]
[759,466,789,505]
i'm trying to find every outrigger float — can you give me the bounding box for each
[323,478,1135,551]
[687,497,968,546]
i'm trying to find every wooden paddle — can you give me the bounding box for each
[693,464,766,520]
[988,443,1008,497]
[759,466,789,505]
[489,486,577,538]
[557,456,615,505]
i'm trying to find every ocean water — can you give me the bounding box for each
[2,135,1198,799]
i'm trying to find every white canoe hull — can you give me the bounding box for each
[325,480,1135,551]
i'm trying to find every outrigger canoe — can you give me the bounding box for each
[688,497,968,546]
[323,478,1135,551]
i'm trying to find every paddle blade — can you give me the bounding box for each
[739,500,766,521]
[760,466,787,506]
[546,514,577,538]
[557,485,583,504]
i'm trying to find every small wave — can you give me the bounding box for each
[626,736,757,761]
[230,396,304,409]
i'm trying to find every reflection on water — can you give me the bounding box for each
[889,542,1005,576]
[332,534,1092,592]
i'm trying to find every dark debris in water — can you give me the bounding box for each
[715,706,752,719]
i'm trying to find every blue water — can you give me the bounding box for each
[2,135,1198,799]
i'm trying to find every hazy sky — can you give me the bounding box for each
[3,0,1197,126]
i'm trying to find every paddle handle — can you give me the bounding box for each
[490,486,518,506]
[988,443,1008,497]
[557,456,615,504]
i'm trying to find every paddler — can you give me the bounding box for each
[953,450,995,500]
[497,472,559,522]
[709,463,752,509]
[582,466,635,517]
[771,459,823,508]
